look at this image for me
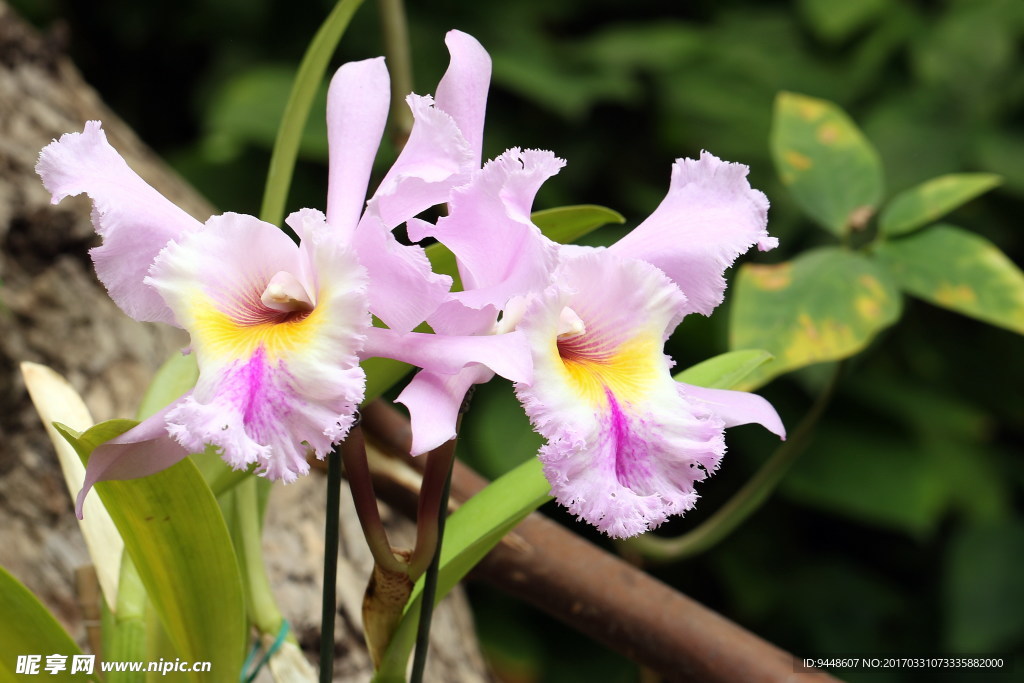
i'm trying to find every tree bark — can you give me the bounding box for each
[0,4,490,680]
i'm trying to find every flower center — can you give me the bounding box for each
[261,271,315,313]
[555,307,661,407]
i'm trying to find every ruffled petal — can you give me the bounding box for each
[361,325,531,385]
[609,150,775,317]
[326,58,390,238]
[396,364,493,455]
[147,211,369,481]
[516,251,731,538]
[370,94,474,229]
[677,383,786,439]
[434,30,492,164]
[352,211,453,333]
[425,298,499,336]
[420,148,563,310]
[76,401,191,518]
[36,121,203,324]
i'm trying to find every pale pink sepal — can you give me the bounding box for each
[361,326,531,385]
[417,148,563,311]
[434,30,492,164]
[396,364,493,455]
[326,57,390,238]
[352,212,453,333]
[75,401,191,519]
[609,151,775,317]
[36,121,202,325]
[676,383,786,439]
[370,94,474,230]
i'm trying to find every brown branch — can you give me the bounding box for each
[360,399,840,683]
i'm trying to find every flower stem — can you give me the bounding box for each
[376,0,414,144]
[407,437,458,580]
[234,478,286,636]
[341,423,407,575]
[319,445,343,683]
[409,446,456,683]
[623,363,845,562]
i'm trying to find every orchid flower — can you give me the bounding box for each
[37,31,529,518]
[396,148,563,453]
[414,149,786,538]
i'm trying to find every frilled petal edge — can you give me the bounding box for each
[609,150,775,317]
[36,121,203,324]
[515,251,731,538]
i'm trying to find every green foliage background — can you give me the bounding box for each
[16,0,1024,680]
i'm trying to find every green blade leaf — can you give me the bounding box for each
[53,422,247,682]
[0,565,98,682]
[673,349,775,390]
[20,362,124,610]
[260,0,366,227]
[874,223,1024,334]
[878,173,1002,237]
[772,92,884,235]
[729,247,902,389]
[373,457,552,682]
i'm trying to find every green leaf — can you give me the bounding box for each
[798,0,886,43]
[945,520,1024,652]
[729,247,902,389]
[878,173,1002,237]
[0,565,98,682]
[54,422,247,682]
[203,65,330,162]
[20,362,124,611]
[673,349,774,390]
[781,426,949,538]
[530,204,625,243]
[373,457,552,682]
[771,92,884,235]
[136,352,199,421]
[874,223,1024,335]
[260,0,366,227]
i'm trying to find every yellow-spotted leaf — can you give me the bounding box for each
[53,422,247,682]
[879,173,1002,237]
[874,223,1024,335]
[772,92,884,236]
[0,566,98,682]
[729,247,902,389]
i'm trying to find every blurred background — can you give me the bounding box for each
[14,0,1024,680]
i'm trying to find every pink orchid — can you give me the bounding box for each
[37,31,529,517]
[413,149,786,537]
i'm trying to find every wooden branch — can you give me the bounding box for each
[360,400,840,683]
